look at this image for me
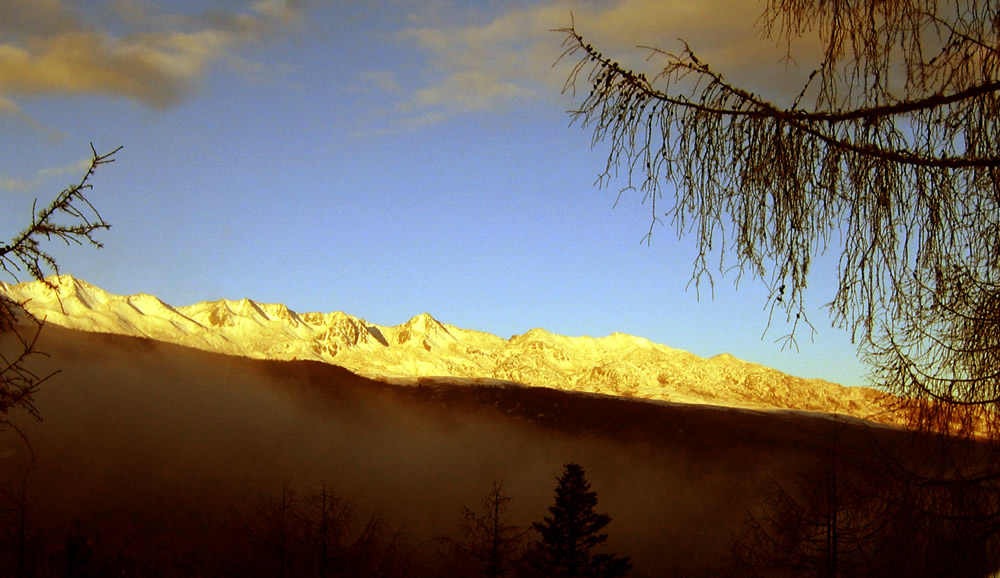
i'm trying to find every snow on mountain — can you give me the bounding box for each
[0,275,893,422]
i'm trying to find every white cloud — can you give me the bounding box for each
[394,3,570,117]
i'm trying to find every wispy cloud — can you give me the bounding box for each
[379,0,822,128]
[0,0,309,114]
[392,4,567,121]
[0,156,91,194]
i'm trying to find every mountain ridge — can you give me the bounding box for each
[0,275,895,423]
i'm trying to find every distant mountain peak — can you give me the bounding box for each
[510,327,554,342]
[403,312,442,330]
[0,276,894,424]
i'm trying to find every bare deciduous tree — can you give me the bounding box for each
[238,481,416,578]
[438,480,529,578]
[729,437,1000,577]
[557,1,1000,434]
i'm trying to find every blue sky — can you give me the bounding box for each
[0,0,868,386]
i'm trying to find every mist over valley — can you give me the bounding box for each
[0,321,978,576]
[0,279,994,576]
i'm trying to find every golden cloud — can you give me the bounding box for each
[0,0,306,113]
[392,0,824,123]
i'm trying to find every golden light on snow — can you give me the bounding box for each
[3,275,892,423]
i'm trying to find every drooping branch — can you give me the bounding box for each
[556,1,1000,436]
[559,26,1000,169]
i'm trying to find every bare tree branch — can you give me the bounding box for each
[0,144,119,435]
[556,0,1000,440]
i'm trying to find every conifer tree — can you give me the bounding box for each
[531,463,630,577]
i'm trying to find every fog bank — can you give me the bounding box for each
[1,325,888,575]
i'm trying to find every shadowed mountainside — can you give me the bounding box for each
[0,323,922,576]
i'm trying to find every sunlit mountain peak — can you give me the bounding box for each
[0,275,895,424]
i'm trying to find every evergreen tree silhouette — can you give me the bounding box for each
[531,463,630,577]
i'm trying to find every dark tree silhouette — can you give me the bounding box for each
[729,422,894,578]
[0,144,117,578]
[728,415,1000,577]
[0,457,36,578]
[556,1,1000,436]
[305,481,353,578]
[530,463,630,577]
[439,479,529,578]
[731,452,1000,577]
[557,4,1000,570]
[0,144,119,437]
[238,481,415,578]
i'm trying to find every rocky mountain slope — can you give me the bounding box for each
[0,275,894,422]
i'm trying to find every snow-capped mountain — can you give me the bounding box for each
[1,275,893,421]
